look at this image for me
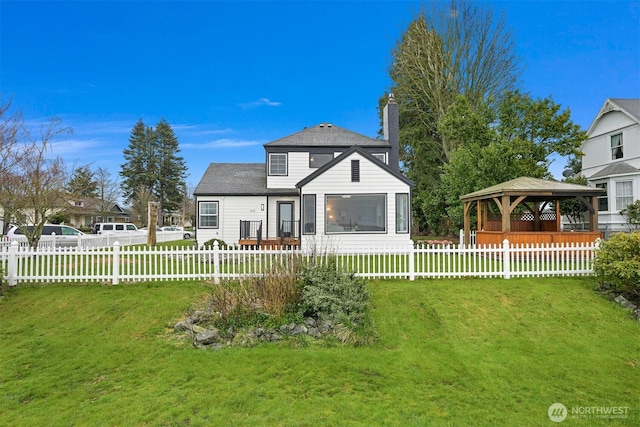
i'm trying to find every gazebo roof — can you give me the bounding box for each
[460,177,604,202]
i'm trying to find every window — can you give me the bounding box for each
[325,194,386,233]
[268,153,287,176]
[372,153,387,164]
[303,194,316,234]
[351,160,360,182]
[199,201,219,228]
[596,183,608,211]
[309,153,333,168]
[615,181,633,211]
[611,133,623,160]
[396,193,409,233]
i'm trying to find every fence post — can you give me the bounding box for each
[213,240,220,284]
[409,243,415,281]
[7,241,18,287]
[502,239,511,279]
[112,241,120,285]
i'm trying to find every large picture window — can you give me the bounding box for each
[199,201,219,228]
[268,153,287,176]
[396,193,409,233]
[615,181,633,211]
[325,194,386,233]
[303,194,316,234]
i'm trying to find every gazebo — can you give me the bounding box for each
[460,177,605,246]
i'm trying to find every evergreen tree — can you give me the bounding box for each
[120,119,158,204]
[67,165,98,197]
[120,118,187,219]
[155,118,187,212]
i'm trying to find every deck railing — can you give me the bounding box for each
[1,238,600,286]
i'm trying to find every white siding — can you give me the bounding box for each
[300,152,412,249]
[196,196,267,246]
[582,108,640,236]
[583,112,640,173]
[267,152,313,189]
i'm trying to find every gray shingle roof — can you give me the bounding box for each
[609,98,640,122]
[588,161,640,179]
[264,123,388,147]
[193,163,297,196]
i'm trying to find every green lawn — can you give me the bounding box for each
[1,277,638,426]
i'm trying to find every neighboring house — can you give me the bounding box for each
[64,197,133,229]
[194,95,414,249]
[581,98,640,235]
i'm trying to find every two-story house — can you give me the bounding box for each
[582,98,640,235]
[193,95,414,249]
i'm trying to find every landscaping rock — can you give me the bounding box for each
[195,328,220,345]
[174,321,192,333]
[290,324,308,336]
[614,295,636,311]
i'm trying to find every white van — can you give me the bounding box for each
[94,223,139,235]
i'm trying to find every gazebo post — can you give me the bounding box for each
[463,201,471,244]
[555,199,561,232]
[502,195,511,232]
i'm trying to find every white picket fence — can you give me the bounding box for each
[0,239,600,286]
[0,230,184,251]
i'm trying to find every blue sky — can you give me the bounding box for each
[1,0,639,190]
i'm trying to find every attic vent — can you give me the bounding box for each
[327,123,332,127]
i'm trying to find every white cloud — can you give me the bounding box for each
[239,98,283,110]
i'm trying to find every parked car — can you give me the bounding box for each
[161,226,192,239]
[94,223,139,235]
[5,224,85,247]
[139,226,162,232]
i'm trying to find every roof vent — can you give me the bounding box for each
[327,123,332,127]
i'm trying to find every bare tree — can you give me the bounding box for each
[1,115,71,248]
[94,167,121,223]
[130,184,155,227]
[390,0,521,159]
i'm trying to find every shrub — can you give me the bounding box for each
[198,255,304,332]
[621,200,640,231]
[300,260,370,325]
[202,238,228,249]
[593,232,640,297]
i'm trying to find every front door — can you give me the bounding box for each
[277,202,294,237]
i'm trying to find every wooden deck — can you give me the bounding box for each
[476,231,602,246]
[238,238,301,249]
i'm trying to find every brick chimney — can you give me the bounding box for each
[383,93,400,171]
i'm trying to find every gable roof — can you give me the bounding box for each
[265,123,388,148]
[587,98,640,135]
[296,145,414,188]
[460,176,604,202]
[193,163,297,196]
[588,161,640,179]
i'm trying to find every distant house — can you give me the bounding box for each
[193,95,414,249]
[581,98,640,235]
[64,197,133,229]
